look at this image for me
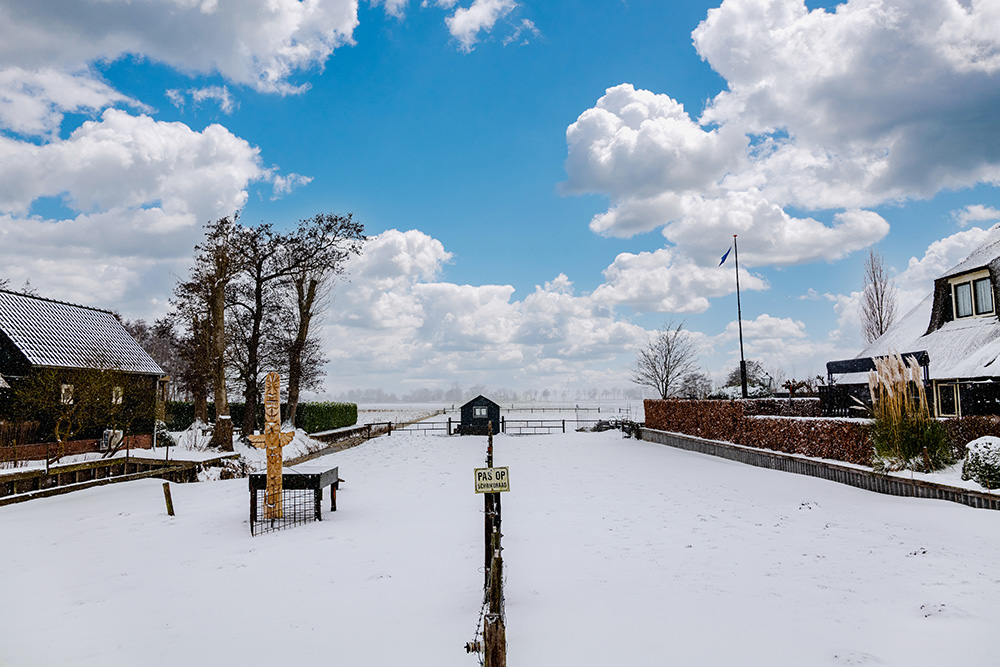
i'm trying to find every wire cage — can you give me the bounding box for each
[248,465,339,536]
[250,487,318,536]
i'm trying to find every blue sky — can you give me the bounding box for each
[1,0,999,396]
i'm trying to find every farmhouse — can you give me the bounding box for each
[0,289,165,455]
[826,224,1000,417]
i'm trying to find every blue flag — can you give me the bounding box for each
[719,245,732,266]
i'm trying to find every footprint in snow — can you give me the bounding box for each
[920,603,970,618]
[833,651,882,664]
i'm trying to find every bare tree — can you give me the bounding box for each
[679,371,713,399]
[281,213,364,425]
[630,321,700,399]
[861,248,898,344]
[176,215,242,450]
[229,223,297,437]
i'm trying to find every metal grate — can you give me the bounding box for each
[250,488,318,536]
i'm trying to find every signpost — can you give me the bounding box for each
[478,423,507,667]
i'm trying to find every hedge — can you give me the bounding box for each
[644,399,1000,467]
[165,401,357,433]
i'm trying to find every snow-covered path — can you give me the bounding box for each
[1,431,997,666]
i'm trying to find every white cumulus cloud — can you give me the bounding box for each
[445,0,518,52]
[563,0,1000,273]
[0,0,361,95]
[320,229,652,389]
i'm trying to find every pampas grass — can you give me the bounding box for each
[868,351,951,471]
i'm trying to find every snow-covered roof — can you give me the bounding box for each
[842,294,1000,382]
[836,226,1000,383]
[0,290,164,376]
[940,223,1000,280]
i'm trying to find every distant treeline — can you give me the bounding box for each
[165,401,357,434]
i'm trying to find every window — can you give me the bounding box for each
[974,277,994,315]
[60,384,74,405]
[955,282,973,318]
[937,383,958,417]
[473,406,488,418]
[952,273,994,319]
[112,386,123,405]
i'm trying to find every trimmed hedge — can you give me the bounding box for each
[739,398,822,417]
[164,400,357,433]
[644,399,871,465]
[295,402,358,434]
[644,400,1000,468]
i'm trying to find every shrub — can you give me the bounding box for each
[294,402,358,433]
[867,352,952,472]
[164,400,357,433]
[962,437,1000,489]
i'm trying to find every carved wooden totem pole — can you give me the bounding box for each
[248,373,295,518]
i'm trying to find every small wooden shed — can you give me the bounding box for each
[459,395,500,436]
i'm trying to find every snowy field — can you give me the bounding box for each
[1,429,998,666]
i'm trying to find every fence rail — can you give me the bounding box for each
[369,416,639,437]
[394,421,451,434]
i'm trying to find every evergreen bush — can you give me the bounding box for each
[962,437,1000,489]
[164,400,356,433]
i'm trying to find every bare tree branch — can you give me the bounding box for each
[630,320,700,399]
[861,248,898,344]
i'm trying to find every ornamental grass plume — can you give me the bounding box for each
[867,351,951,471]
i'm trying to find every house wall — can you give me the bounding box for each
[0,367,159,439]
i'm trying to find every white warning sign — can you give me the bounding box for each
[474,467,510,493]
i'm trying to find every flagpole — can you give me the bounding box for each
[734,234,748,398]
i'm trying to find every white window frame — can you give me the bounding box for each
[60,383,74,405]
[974,277,994,315]
[950,270,994,320]
[936,382,960,417]
[473,406,488,418]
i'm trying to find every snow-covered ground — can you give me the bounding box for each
[1,430,998,666]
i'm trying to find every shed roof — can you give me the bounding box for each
[0,290,164,376]
[461,394,498,408]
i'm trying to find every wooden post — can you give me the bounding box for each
[484,421,494,589]
[484,613,506,667]
[162,482,174,516]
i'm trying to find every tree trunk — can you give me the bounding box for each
[209,281,232,450]
[242,280,266,437]
[193,387,208,423]
[286,276,316,428]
